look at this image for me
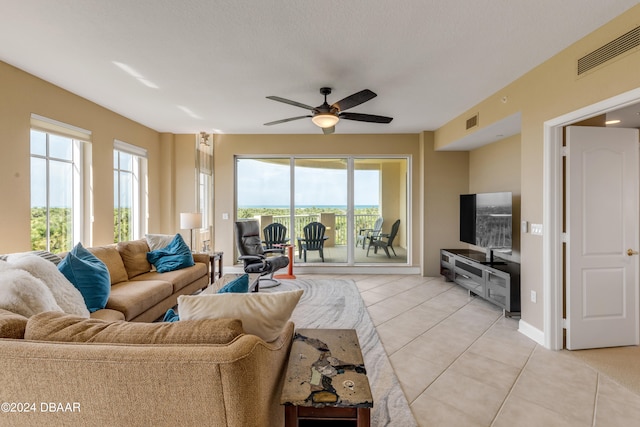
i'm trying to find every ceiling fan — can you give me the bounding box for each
[264,87,393,134]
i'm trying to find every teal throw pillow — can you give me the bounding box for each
[217,274,250,294]
[163,308,180,322]
[146,234,195,273]
[57,243,111,313]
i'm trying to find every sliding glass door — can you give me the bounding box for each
[236,157,291,246]
[236,156,408,265]
[294,158,347,264]
[353,158,408,264]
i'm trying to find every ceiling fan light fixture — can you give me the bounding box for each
[312,113,339,128]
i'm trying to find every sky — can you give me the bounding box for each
[237,159,380,207]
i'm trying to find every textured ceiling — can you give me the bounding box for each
[0,0,637,135]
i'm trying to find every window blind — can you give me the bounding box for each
[114,139,148,158]
[30,113,92,142]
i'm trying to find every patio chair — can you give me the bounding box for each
[263,223,289,254]
[235,220,289,288]
[366,219,400,258]
[356,216,383,249]
[297,221,327,262]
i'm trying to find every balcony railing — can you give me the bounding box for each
[270,213,379,246]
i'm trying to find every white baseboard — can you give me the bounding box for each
[518,319,545,346]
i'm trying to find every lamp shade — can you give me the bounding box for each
[180,212,202,229]
[311,113,340,128]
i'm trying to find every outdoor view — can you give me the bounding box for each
[236,157,408,264]
[30,130,75,253]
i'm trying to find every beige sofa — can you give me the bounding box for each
[0,308,293,426]
[0,244,297,426]
[85,238,210,322]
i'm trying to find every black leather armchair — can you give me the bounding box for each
[235,220,289,288]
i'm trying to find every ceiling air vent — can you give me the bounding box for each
[466,114,478,130]
[578,25,640,75]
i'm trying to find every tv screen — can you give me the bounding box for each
[460,192,512,253]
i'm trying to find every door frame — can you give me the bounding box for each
[543,87,640,350]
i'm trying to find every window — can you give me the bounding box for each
[236,156,409,265]
[30,115,88,253]
[113,140,147,242]
[197,135,214,251]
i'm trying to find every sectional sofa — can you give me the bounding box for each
[0,240,295,426]
[83,238,210,322]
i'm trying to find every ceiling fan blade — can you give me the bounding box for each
[266,96,315,111]
[322,126,335,135]
[331,89,377,112]
[340,112,393,123]
[264,115,311,126]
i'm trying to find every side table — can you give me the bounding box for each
[208,252,223,284]
[281,329,372,427]
[274,244,296,280]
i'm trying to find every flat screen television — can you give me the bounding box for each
[460,192,512,262]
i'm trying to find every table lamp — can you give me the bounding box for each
[180,212,202,251]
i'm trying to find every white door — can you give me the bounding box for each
[566,126,639,350]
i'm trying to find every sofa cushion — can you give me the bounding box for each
[178,289,303,342]
[90,308,126,322]
[146,234,195,273]
[88,245,129,284]
[131,263,207,293]
[57,243,111,313]
[25,311,243,344]
[117,239,151,279]
[106,280,173,321]
[0,308,28,339]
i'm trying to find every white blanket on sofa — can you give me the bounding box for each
[0,261,63,317]
[0,255,89,318]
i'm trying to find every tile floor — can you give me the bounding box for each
[313,273,640,427]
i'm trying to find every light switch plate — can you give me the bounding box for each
[531,223,543,235]
[521,220,529,233]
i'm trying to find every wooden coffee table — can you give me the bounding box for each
[281,329,373,427]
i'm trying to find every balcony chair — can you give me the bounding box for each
[235,220,289,288]
[366,219,401,258]
[262,223,289,254]
[356,216,383,249]
[297,221,327,262]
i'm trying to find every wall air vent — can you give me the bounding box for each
[466,114,478,130]
[577,25,640,75]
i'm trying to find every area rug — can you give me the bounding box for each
[568,345,640,396]
[263,278,417,427]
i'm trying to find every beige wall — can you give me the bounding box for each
[468,134,522,262]
[434,5,640,331]
[0,61,166,252]
[421,131,469,276]
[212,134,421,266]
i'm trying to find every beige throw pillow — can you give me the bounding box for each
[178,289,303,342]
[117,239,151,279]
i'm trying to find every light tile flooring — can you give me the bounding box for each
[309,273,640,427]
